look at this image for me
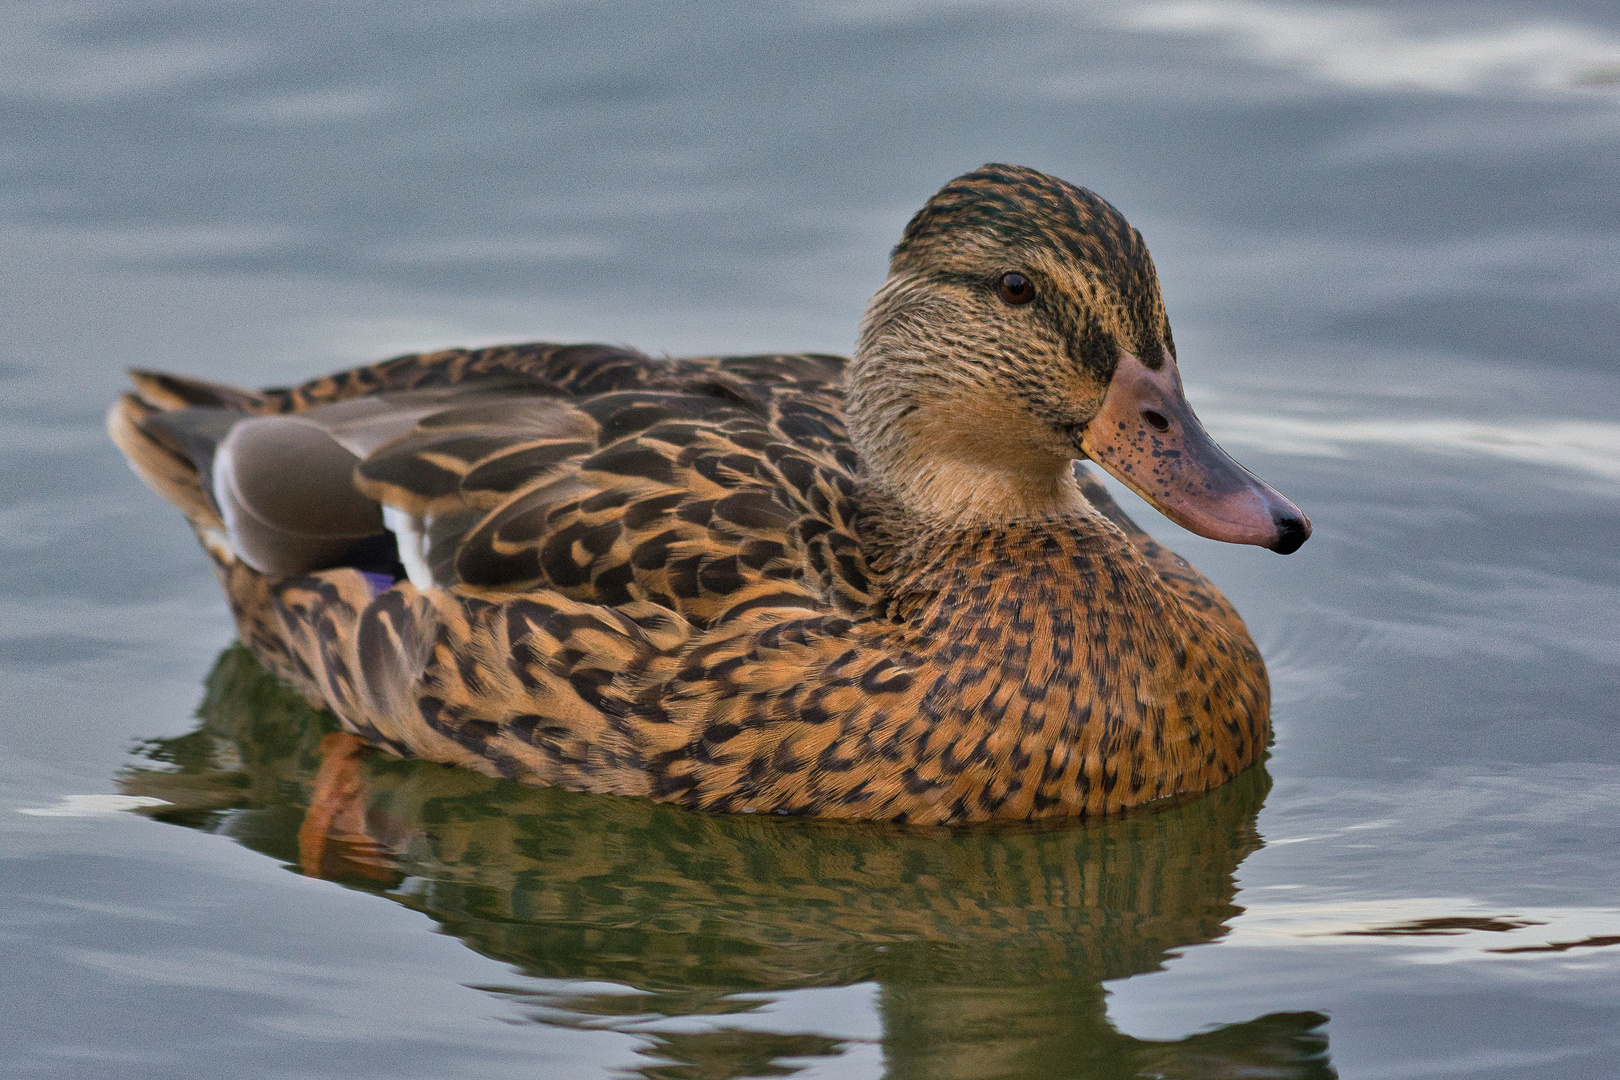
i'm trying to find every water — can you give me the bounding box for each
[2,2,1618,1076]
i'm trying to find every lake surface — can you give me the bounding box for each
[2,2,1618,1077]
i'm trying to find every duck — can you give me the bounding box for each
[109,163,1310,825]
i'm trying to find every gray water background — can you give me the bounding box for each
[2,1,1618,1076]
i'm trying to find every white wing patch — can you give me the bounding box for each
[383,506,435,591]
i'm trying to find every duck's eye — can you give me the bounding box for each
[997,272,1035,306]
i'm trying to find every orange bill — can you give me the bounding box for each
[1077,352,1311,554]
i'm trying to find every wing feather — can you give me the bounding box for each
[125,348,871,624]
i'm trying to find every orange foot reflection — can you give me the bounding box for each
[298,731,399,882]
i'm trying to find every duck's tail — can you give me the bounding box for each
[108,372,335,702]
[108,370,275,540]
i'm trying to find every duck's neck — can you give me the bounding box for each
[848,287,1095,528]
[847,376,1092,530]
[860,506,1129,627]
[851,399,1090,527]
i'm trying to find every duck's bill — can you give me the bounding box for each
[1077,352,1311,554]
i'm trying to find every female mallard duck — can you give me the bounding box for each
[110,163,1309,825]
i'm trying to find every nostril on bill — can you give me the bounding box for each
[1142,409,1170,432]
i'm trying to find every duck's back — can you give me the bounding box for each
[118,343,874,630]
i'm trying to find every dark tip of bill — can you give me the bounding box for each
[1268,513,1311,555]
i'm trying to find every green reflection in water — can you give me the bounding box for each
[123,645,1335,1080]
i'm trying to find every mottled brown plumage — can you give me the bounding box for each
[109,164,1308,823]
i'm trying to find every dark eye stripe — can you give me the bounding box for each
[997,272,1035,306]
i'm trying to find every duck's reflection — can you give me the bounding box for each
[123,646,1334,1079]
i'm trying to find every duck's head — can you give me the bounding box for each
[850,163,1309,554]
